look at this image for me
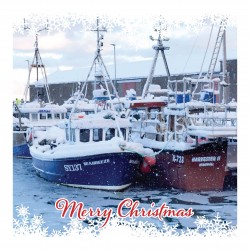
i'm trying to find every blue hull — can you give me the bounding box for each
[13,143,31,158]
[32,152,142,190]
[13,132,31,158]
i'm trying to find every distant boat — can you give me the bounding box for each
[13,25,67,158]
[13,115,31,158]
[13,100,67,158]
[62,88,96,117]
[189,19,237,188]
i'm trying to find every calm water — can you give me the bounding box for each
[13,157,237,234]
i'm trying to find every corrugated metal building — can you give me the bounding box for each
[30,59,237,105]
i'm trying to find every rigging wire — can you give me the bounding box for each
[181,29,201,74]
[192,24,214,98]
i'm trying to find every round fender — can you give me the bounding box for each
[140,156,156,173]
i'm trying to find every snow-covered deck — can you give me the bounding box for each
[187,127,237,138]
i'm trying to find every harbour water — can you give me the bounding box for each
[13,156,237,235]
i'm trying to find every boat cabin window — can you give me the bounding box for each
[105,128,115,140]
[148,108,161,120]
[93,128,103,142]
[47,113,52,119]
[31,113,38,121]
[55,113,60,119]
[85,111,95,115]
[22,113,29,119]
[40,113,46,120]
[80,129,90,142]
[120,128,126,140]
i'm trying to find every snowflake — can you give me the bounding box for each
[31,215,44,228]
[13,205,49,237]
[16,204,30,217]
[12,12,236,37]
[194,215,209,228]
[13,205,237,238]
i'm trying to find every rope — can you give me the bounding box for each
[123,135,172,157]
[192,24,214,98]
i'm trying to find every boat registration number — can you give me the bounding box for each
[172,154,184,164]
[64,164,82,172]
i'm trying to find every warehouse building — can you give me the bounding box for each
[30,59,237,105]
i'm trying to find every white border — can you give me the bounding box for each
[1,0,248,249]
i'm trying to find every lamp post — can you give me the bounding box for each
[110,43,117,93]
[24,60,30,102]
[25,60,30,72]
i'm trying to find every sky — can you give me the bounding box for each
[12,10,237,99]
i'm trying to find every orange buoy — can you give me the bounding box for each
[140,156,156,173]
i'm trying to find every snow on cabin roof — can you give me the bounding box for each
[187,127,237,138]
[59,115,131,129]
[17,102,67,113]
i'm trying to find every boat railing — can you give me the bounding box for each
[186,104,237,137]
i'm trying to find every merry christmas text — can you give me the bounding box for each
[55,198,194,228]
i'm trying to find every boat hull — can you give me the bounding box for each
[139,141,228,192]
[13,131,31,158]
[32,152,142,191]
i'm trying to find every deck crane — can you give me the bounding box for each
[141,20,171,99]
[23,19,51,104]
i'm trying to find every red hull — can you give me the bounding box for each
[141,141,228,192]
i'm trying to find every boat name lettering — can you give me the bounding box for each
[64,164,82,172]
[192,156,221,162]
[129,160,140,164]
[199,163,214,167]
[172,154,184,164]
[83,159,110,166]
[38,110,50,113]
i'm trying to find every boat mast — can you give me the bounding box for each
[23,19,51,104]
[142,20,171,99]
[92,17,120,100]
[221,25,230,104]
[68,17,124,143]
[71,16,120,116]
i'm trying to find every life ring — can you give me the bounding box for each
[140,156,156,173]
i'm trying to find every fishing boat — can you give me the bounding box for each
[13,22,67,158]
[130,82,236,191]
[189,19,237,188]
[30,112,154,190]
[129,21,237,191]
[62,85,96,117]
[13,101,67,158]
[29,17,155,191]
[13,115,31,158]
